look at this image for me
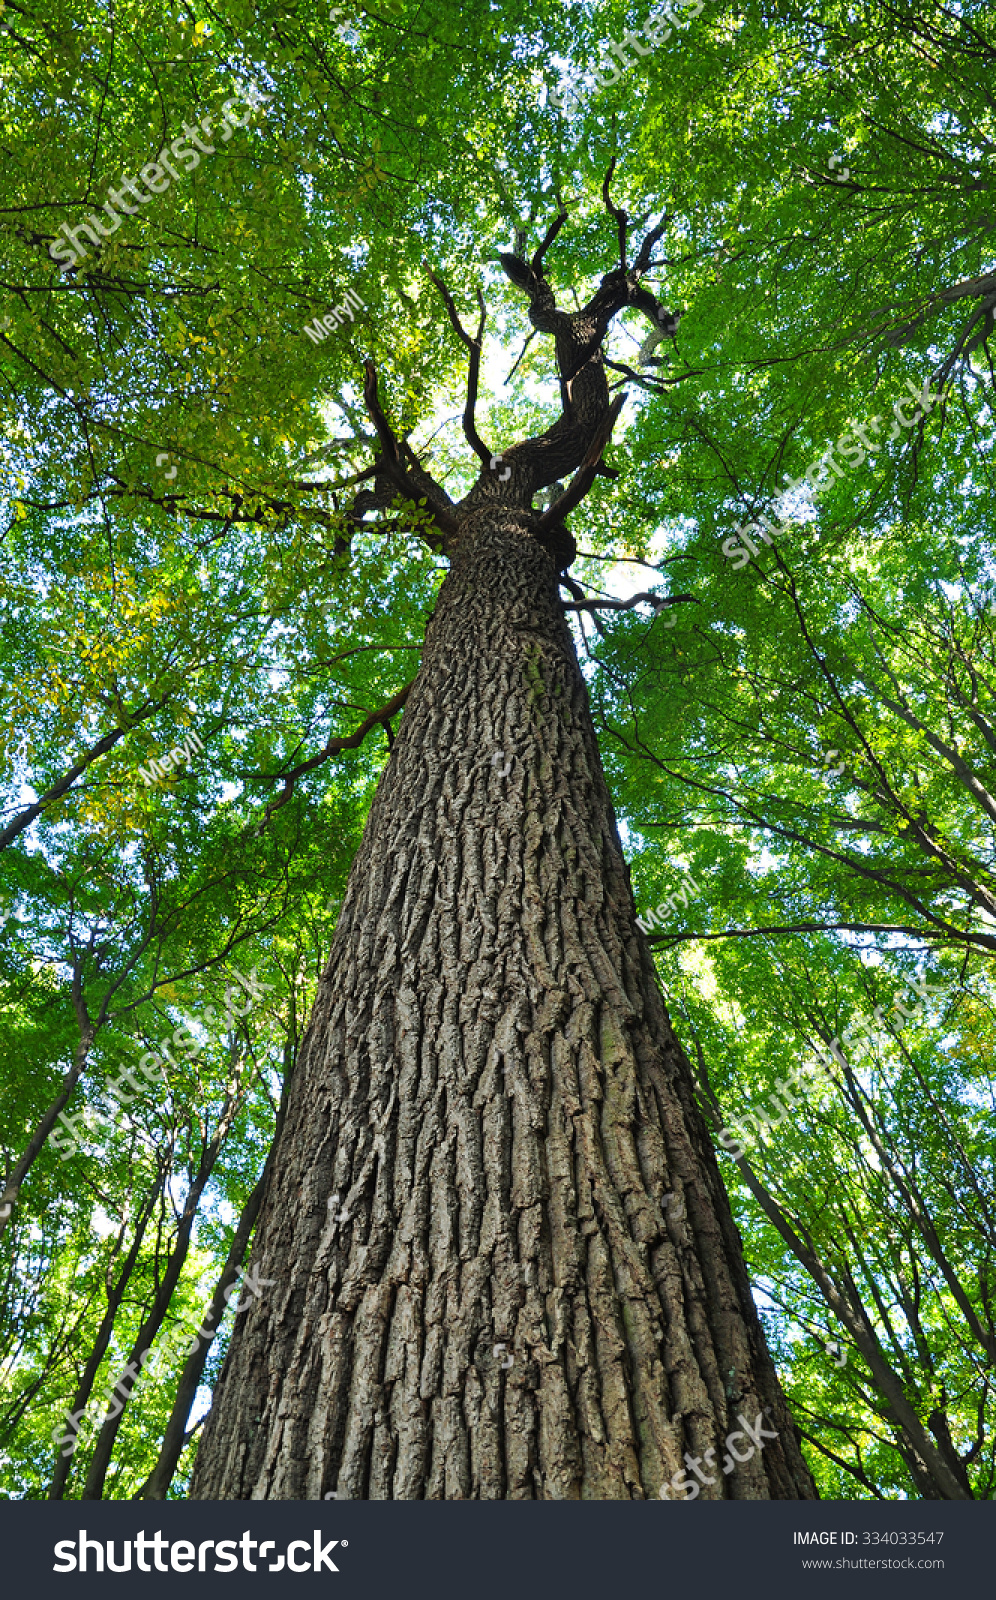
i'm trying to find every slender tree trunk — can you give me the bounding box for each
[48,1172,164,1499]
[141,1146,277,1499]
[190,506,816,1500]
[81,1102,238,1499]
[719,1150,973,1500]
[0,1021,94,1245]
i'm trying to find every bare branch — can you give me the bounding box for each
[531,208,569,278]
[561,574,608,637]
[361,362,460,539]
[602,159,628,271]
[601,355,672,393]
[641,919,937,948]
[504,327,537,385]
[534,394,627,532]
[633,217,668,274]
[424,266,492,466]
[254,679,416,835]
[560,591,699,615]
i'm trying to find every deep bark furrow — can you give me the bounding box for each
[191,511,816,1500]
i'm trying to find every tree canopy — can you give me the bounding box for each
[1,0,993,1499]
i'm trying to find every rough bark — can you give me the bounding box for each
[190,507,816,1500]
[191,199,817,1500]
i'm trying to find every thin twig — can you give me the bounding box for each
[505,328,537,385]
[254,680,415,835]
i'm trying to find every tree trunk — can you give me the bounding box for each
[0,1020,94,1245]
[81,1090,240,1499]
[190,505,816,1500]
[720,1149,973,1500]
[48,1170,165,1499]
[141,1138,280,1499]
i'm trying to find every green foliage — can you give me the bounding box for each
[1,0,993,1498]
